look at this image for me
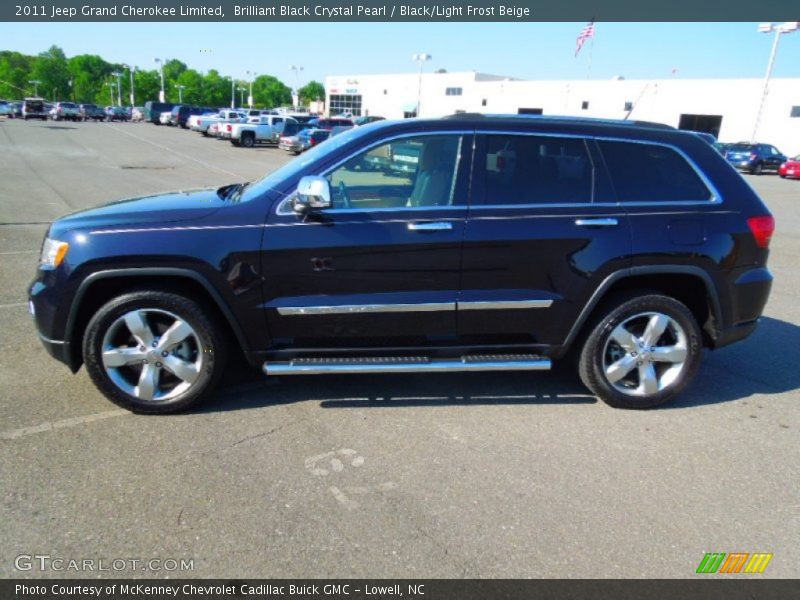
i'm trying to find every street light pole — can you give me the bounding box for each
[290,65,303,109]
[107,81,115,106]
[28,79,41,96]
[752,21,798,142]
[411,53,431,117]
[175,84,185,103]
[229,77,235,108]
[123,64,136,106]
[245,70,256,108]
[238,86,246,108]
[112,71,122,107]
[154,58,165,102]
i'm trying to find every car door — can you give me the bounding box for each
[261,132,473,348]
[458,131,632,348]
[766,145,786,170]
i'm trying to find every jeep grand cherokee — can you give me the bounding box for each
[29,115,774,413]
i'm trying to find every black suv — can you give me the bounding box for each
[29,115,774,413]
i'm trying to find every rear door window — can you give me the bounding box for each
[477,134,594,205]
[598,140,712,202]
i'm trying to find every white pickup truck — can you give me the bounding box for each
[228,115,297,148]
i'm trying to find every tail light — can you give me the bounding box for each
[309,138,316,146]
[226,124,232,132]
[747,215,775,249]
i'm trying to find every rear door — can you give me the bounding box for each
[458,131,631,348]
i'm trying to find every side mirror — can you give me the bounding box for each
[293,176,332,214]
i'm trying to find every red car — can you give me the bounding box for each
[779,156,800,179]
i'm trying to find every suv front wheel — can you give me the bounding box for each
[83,291,227,413]
[579,294,702,409]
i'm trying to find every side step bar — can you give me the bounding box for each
[263,354,551,376]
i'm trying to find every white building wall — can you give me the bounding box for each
[326,72,800,155]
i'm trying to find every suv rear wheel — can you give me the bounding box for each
[578,294,702,409]
[83,291,227,413]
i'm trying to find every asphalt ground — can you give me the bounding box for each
[0,117,798,579]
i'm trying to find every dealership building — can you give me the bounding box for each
[325,72,800,155]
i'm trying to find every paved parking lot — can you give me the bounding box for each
[0,117,798,578]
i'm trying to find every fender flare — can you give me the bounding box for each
[64,267,250,353]
[558,265,723,355]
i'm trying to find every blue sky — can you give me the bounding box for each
[0,22,798,85]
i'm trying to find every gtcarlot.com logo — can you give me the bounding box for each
[696,552,773,574]
[14,554,194,572]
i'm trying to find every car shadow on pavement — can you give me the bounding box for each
[200,316,798,413]
[202,361,596,413]
[666,316,800,409]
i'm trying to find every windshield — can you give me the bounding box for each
[241,125,373,202]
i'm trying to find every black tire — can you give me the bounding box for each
[241,133,255,148]
[752,162,764,175]
[578,294,702,409]
[83,290,228,414]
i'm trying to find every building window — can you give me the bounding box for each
[790,105,800,117]
[581,101,589,110]
[445,87,463,96]
[328,94,363,117]
[624,101,633,111]
[481,98,487,107]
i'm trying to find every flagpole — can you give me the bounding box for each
[586,25,595,79]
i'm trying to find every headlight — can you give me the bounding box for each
[40,238,69,268]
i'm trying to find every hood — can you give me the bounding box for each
[50,187,231,236]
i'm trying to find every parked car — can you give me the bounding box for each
[279,127,330,154]
[131,107,145,122]
[159,110,174,125]
[79,103,106,121]
[49,102,81,121]
[713,142,730,155]
[354,115,385,126]
[5,101,23,118]
[209,110,249,139]
[778,156,800,179]
[22,97,48,120]
[724,142,787,175]
[170,105,214,128]
[229,115,297,147]
[105,106,129,122]
[29,115,775,413]
[143,101,176,124]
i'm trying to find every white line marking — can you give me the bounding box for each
[0,302,28,309]
[0,250,37,255]
[0,409,129,440]
[105,124,245,179]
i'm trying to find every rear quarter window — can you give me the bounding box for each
[598,140,712,202]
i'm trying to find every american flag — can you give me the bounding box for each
[575,21,595,57]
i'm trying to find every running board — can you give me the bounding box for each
[263,354,551,376]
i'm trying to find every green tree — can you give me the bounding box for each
[133,69,162,105]
[200,69,231,108]
[0,51,34,98]
[298,81,325,105]
[67,54,112,103]
[175,69,203,104]
[252,74,292,109]
[30,45,70,101]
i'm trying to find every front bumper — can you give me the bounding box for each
[28,278,79,371]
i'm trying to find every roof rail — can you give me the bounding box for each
[441,113,674,130]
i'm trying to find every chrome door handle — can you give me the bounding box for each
[574,218,619,227]
[408,221,453,232]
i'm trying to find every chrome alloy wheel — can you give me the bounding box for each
[602,311,689,397]
[101,309,204,402]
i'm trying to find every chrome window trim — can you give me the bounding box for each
[471,129,723,208]
[274,130,474,217]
